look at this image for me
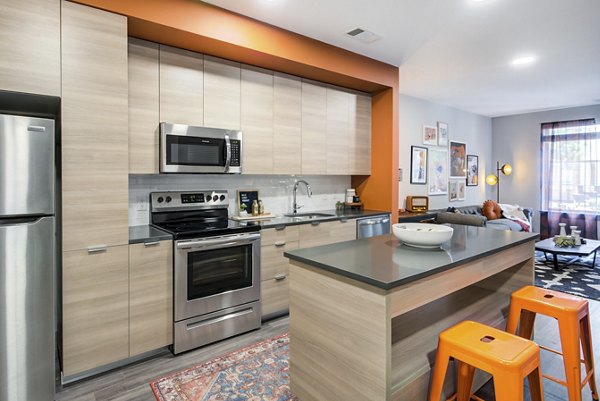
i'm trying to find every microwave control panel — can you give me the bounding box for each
[230,139,241,167]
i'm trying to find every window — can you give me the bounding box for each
[541,119,600,212]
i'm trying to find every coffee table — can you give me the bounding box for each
[535,237,600,271]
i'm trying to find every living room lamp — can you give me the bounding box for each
[486,161,512,202]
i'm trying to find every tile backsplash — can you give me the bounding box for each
[129,174,351,226]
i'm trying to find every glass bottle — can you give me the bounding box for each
[252,200,259,216]
[258,200,264,215]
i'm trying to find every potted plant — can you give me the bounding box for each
[239,203,248,216]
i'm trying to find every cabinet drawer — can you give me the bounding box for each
[261,276,289,318]
[261,225,300,246]
[261,241,297,280]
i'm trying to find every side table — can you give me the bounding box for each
[534,238,600,271]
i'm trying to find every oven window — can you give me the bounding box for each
[166,135,225,166]
[187,244,253,300]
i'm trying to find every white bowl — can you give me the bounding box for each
[392,223,454,248]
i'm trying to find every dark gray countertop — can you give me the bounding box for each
[246,209,390,229]
[284,224,539,290]
[129,225,173,244]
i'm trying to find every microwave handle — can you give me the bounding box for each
[224,134,231,172]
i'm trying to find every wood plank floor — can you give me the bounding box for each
[56,299,600,401]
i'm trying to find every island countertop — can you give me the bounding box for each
[284,224,539,290]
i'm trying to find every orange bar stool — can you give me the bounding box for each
[506,285,598,401]
[429,320,544,401]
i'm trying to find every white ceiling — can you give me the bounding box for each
[203,0,600,117]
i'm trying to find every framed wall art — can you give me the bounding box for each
[449,179,466,202]
[428,148,448,195]
[410,146,428,184]
[422,125,438,146]
[449,141,467,178]
[437,122,448,146]
[466,155,479,186]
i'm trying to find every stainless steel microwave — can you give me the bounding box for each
[159,122,242,174]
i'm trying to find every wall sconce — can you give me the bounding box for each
[485,161,512,202]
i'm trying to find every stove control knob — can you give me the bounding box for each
[165,196,172,203]
[219,195,226,201]
[157,196,164,203]
[213,195,219,202]
[206,193,212,201]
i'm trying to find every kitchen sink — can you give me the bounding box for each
[284,212,335,220]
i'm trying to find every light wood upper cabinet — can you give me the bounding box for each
[129,38,159,174]
[0,0,60,96]
[129,241,173,356]
[350,93,372,175]
[301,81,327,175]
[273,73,302,174]
[241,65,274,174]
[326,87,350,175]
[203,55,241,130]
[62,246,129,377]
[61,1,128,251]
[159,45,204,126]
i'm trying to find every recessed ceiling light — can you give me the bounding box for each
[511,56,536,66]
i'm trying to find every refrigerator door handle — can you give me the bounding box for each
[27,125,47,132]
[0,216,46,226]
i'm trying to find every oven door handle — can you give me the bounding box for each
[177,235,259,251]
[224,134,231,172]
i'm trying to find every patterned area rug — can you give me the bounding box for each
[535,250,600,300]
[150,333,297,401]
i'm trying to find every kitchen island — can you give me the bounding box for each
[284,224,539,401]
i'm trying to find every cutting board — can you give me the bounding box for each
[230,213,275,221]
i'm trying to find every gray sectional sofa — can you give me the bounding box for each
[435,205,533,232]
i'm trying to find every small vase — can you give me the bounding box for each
[573,230,582,246]
[559,223,567,237]
[570,225,578,236]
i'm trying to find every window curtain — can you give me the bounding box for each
[540,118,599,239]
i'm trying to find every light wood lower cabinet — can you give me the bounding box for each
[62,246,130,377]
[298,219,357,249]
[260,226,299,318]
[261,221,357,319]
[129,240,173,357]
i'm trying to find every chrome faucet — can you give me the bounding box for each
[292,180,312,214]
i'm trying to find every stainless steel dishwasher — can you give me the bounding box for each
[356,215,391,239]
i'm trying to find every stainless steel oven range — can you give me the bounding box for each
[150,190,261,354]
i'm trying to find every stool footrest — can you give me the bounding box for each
[539,344,586,364]
[542,373,567,387]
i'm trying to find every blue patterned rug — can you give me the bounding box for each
[535,251,600,300]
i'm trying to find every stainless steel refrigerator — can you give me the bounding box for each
[0,113,55,401]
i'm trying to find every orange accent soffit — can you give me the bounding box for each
[70,0,398,93]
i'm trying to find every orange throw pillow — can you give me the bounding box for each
[482,200,501,220]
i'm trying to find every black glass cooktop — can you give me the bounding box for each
[152,219,260,239]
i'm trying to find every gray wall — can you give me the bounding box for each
[399,94,493,210]
[491,104,600,231]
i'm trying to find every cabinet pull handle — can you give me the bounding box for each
[339,218,348,223]
[274,241,286,247]
[87,245,107,253]
[144,241,160,247]
[274,274,287,281]
[311,221,320,226]
[275,225,286,231]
